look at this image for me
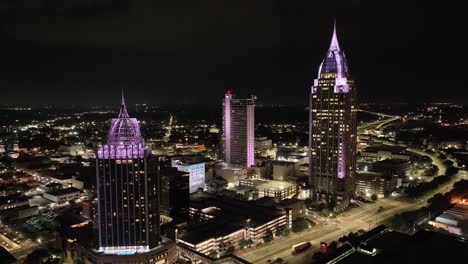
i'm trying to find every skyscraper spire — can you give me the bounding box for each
[317,20,349,77]
[118,89,129,118]
[329,19,340,51]
[121,88,125,107]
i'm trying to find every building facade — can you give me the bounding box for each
[221,91,255,168]
[309,22,357,209]
[96,94,160,254]
[355,172,397,198]
[172,159,206,193]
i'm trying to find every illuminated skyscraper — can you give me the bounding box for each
[96,94,160,253]
[309,22,357,210]
[221,91,255,168]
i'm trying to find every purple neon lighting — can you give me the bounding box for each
[337,139,346,179]
[329,20,341,51]
[246,105,254,168]
[98,92,149,159]
[97,143,150,159]
[224,93,231,163]
[315,21,350,94]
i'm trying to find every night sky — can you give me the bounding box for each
[1,1,467,106]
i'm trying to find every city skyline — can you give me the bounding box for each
[2,2,467,106]
[1,3,468,264]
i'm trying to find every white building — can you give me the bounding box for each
[173,160,206,193]
[43,187,81,203]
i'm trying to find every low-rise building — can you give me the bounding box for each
[360,145,411,161]
[214,163,246,186]
[429,204,468,236]
[255,137,274,158]
[0,195,29,211]
[178,192,287,260]
[43,187,81,203]
[172,158,206,193]
[356,172,397,198]
[272,161,295,181]
[255,137,272,153]
[0,205,39,222]
[372,159,411,178]
[239,179,299,201]
[276,198,306,220]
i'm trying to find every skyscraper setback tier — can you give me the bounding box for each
[221,91,255,168]
[96,94,160,253]
[309,22,357,210]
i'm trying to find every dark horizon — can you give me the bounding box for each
[1,1,467,106]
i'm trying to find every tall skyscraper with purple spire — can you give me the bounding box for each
[309,22,357,210]
[96,93,160,253]
[221,90,255,168]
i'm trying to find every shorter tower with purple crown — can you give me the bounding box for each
[96,93,160,253]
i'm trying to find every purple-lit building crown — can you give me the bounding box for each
[97,94,149,159]
[107,95,143,145]
[96,93,159,253]
[317,22,349,78]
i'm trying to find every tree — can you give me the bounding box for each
[24,248,52,264]
[371,194,378,201]
[280,227,292,237]
[292,218,311,233]
[317,202,325,211]
[238,239,253,248]
[436,228,450,235]
[263,229,273,243]
[328,241,338,252]
[445,166,459,177]
[420,223,434,231]
[313,252,324,260]
[442,160,454,167]
[320,208,331,217]
[208,250,218,258]
[226,246,235,255]
[428,193,450,211]
[275,257,285,263]
[377,206,384,213]
[438,153,447,160]
[423,165,439,176]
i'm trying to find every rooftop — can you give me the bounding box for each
[256,180,295,191]
[362,144,407,154]
[180,192,285,245]
[45,187,81,197]
[373,159,410,166]
[0,194,28,205]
